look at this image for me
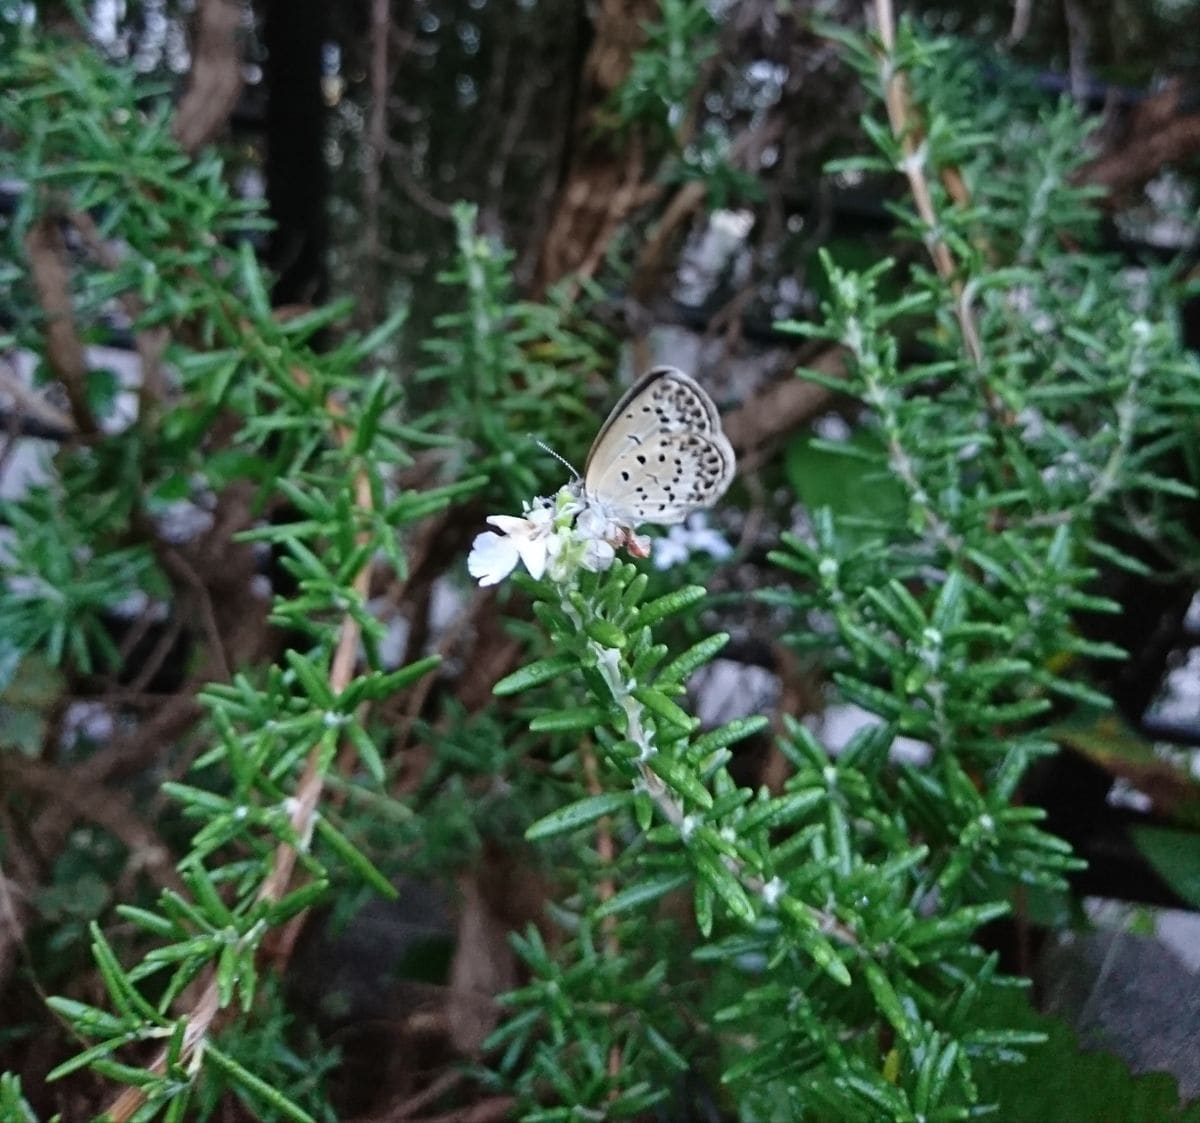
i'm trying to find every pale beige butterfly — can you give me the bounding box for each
[578,366,736,555]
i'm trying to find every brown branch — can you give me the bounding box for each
[361,0,391,323]
[532,0,659,295]
[24,213,98,436]
[1008,0,1033,45]
[372,1069,465,1122]
[482,55,536,234]
[563,136,648,299]
[629,114,783,302]
[720,346,846,455]
[384,142,459,221]
[104,388,378,1121]
[1063,0,1091,103]
[0,357,76,438]
[874,1,956,283]
[407,1096,515,1123]
[67,208,169,417]
[167,560,233,683]
[1079,80,1200,206]
[172,0,244,155]
[0,806,44,993]
[871,0,1008,422]
[0,756,185,895]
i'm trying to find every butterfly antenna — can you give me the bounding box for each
[532,437,581,481]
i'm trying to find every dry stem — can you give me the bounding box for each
[105,390,377,1121]
[872,0,985,375]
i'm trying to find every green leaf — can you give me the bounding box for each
[529,705,608,733]
[906,901,1010,947]
[236,240,271,318]
[693,879,714,937]
[525,793,632,841]
[974,985,1200,1122]
[269,880,331,924]
[344,301,408,363]
[863,960,915,1043]
[690,846,755,926]
[739,788,824,832]
[350,654,442,702]
[585,618,626,649]
[784,430,906,543]
[635,585,706,628]
[778,899,853,986]
[689,716,770,759]
[632,687,698,733]
[45,997,128,1038]
[1129,825,1200,910]
[283,649,335,709]
[657,632,729,685]
[114,905,180,940]
[494,654,578,695]
[89,923,162,1025]
[346,722,385,785]
[46,1034,137,1082]
[313,819,397,899]
[646,753,714,810]
[0,1075,40,1123]
[593,872,691,918]
[204,1042,318,1123]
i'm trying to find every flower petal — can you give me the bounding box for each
[696,530,732,560]
[467,532,520,586]
[575,505,610,539]
[525,502,555,531]
[581,537,616,573]
[514,534,550,580]
[653,538,690,570]
[486,514,533,537]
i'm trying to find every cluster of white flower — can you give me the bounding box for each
[467,486,639,587]
[467,487,734,588]
[651,513,733,571]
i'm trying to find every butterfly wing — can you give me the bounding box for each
[584,367,736,527]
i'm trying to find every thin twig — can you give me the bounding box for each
[564,594,860,950]
[1063,0,1091,104]
[872,0,985,371]
[24,213,99,436]
[0,356,76,437]
[381,1068,465,1121]
[68,208,169,417]
[629,114,783,302]
[581,741,623,1084]
[1008,0,1033,45]
[361,0,391,323]
[406,1095,515,1123]
[0,757,185,895]
[155,544,234,684]
[104,388,378,1121]
[172,0,244,155]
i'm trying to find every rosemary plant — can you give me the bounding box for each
[3,10,1199,1123]
[0,35,476,1123]
[466,16,1200,1123]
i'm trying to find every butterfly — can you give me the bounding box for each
[577,366,736,554]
